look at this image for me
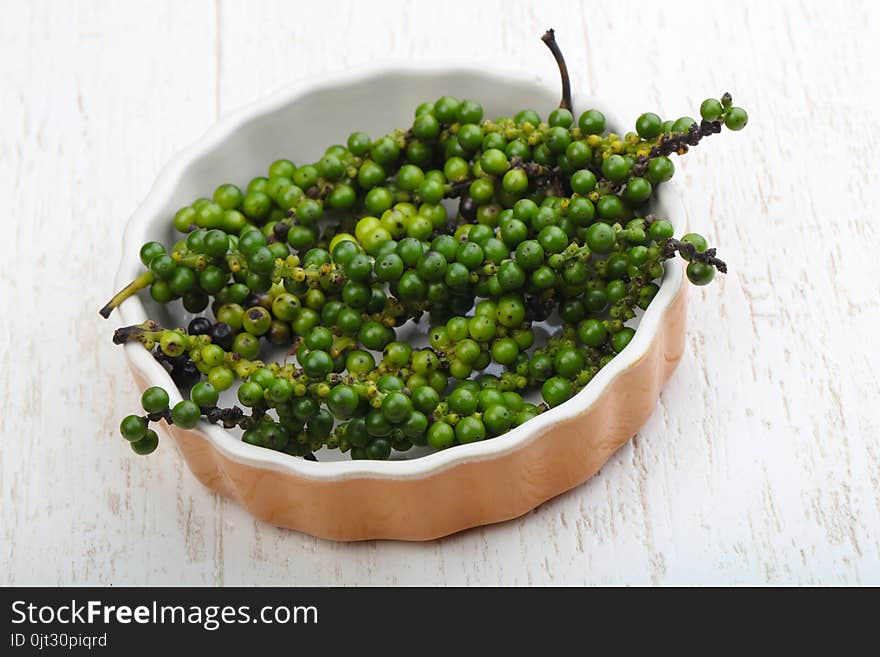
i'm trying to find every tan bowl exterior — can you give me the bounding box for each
[131,283,686,542]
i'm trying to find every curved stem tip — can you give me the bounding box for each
[541,29,572,112]
[99,270,154,318]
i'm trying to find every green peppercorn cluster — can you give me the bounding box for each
[107,81,746,459]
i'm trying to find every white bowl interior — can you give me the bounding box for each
[116,66,683,477]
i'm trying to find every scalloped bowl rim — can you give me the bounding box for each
[114,62,685,482]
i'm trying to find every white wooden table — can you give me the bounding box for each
[2,0,878,586]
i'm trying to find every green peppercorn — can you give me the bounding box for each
[171,400,201,429]
[724,107,748,131]
[141,387,170,414]
[687,261,716,285]
[578,109,605,134]
[542,377,573,407]
[120,415,147,442]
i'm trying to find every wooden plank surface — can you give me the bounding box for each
[1,0,878,585]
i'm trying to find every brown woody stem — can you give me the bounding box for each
[541,29,572,112]
[664,238,728,273]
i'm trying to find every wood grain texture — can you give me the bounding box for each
[1,0,878,585]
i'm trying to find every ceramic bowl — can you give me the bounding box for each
[114,64,687,541]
